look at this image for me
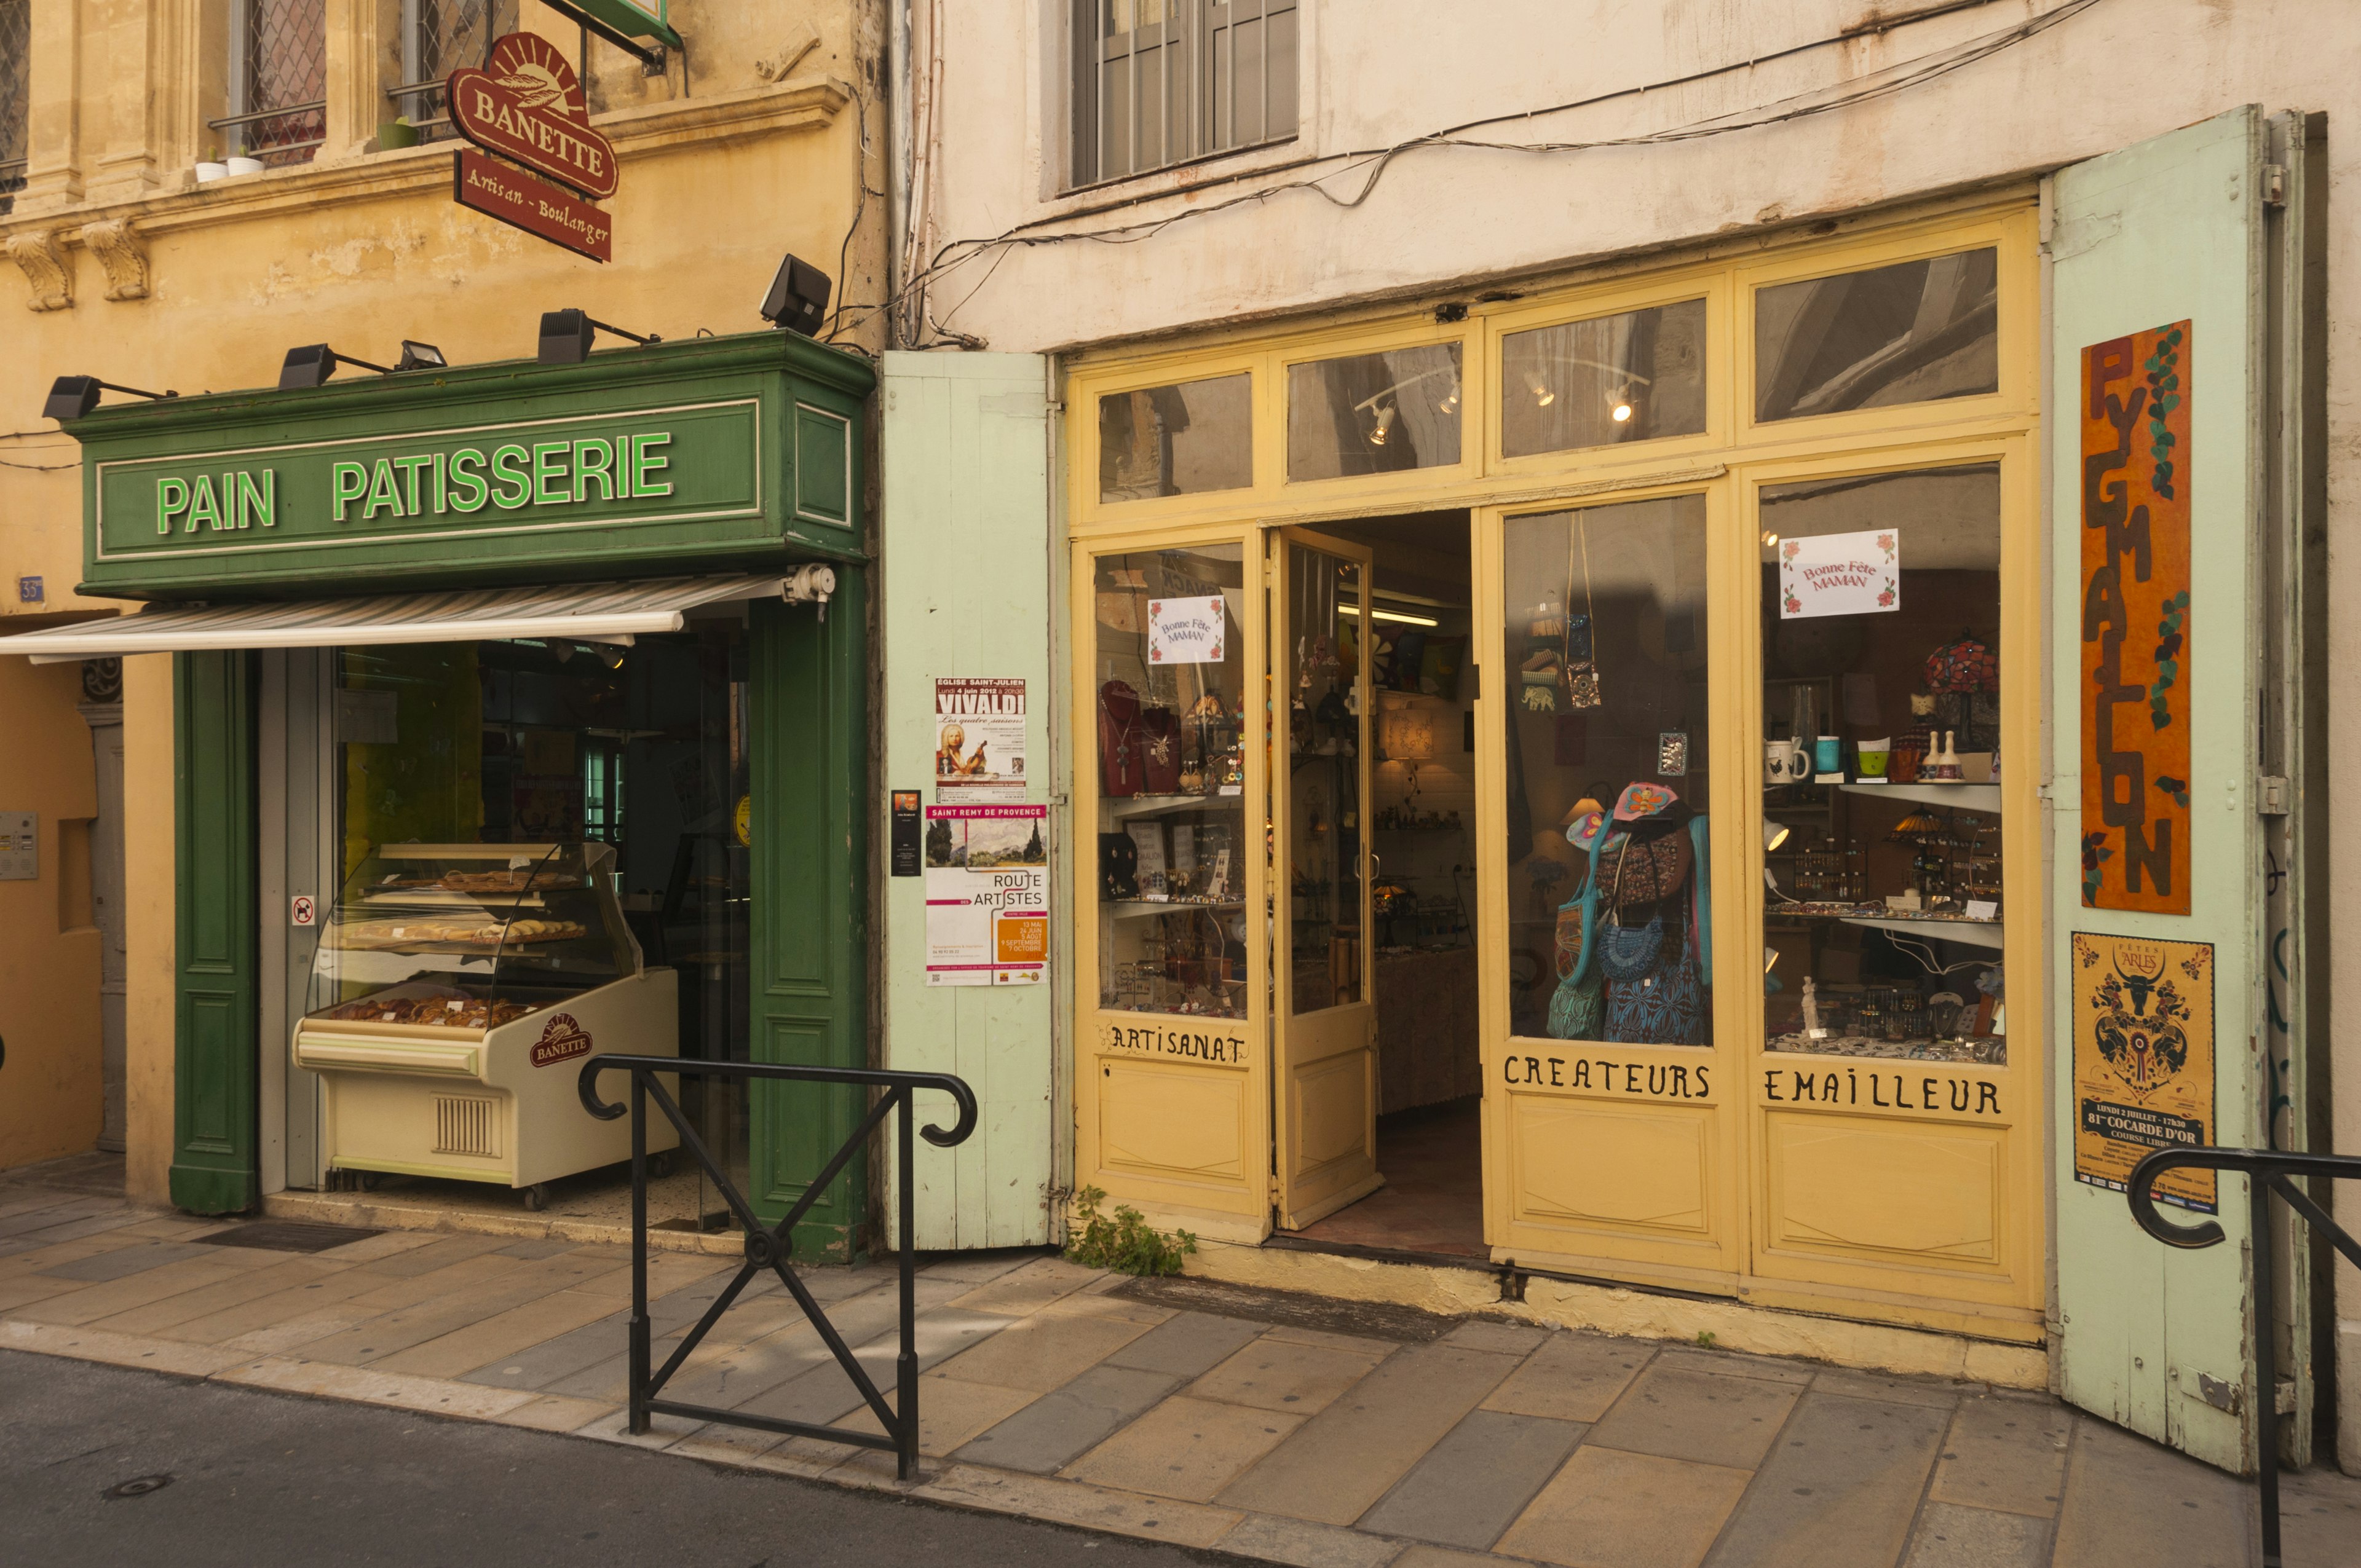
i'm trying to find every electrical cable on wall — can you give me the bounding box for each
[884,0,2106,346]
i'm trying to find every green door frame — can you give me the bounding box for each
[748,573,872,1259]
[170,650,259,1215]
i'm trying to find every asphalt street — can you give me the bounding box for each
[0,1349,1219,1567]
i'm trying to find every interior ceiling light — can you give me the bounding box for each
[537,309,663,365]
[759,253,832,336]
[42,375,178,421]
[279,344,397,390]
[1608,387,1635,422]
[1760,529,1781,549]
[1367,403,1398,447]
[1438,382,1461,415]
[1522,370,1555,408]
[1336,604,1440,628]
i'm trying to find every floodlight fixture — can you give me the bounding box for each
[279,344,397,390]
[537,309,663,365]
[758,253,831,336]
[43,375,179,422]
[396,341,448,372]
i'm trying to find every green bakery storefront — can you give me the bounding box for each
[10,331,879,1259]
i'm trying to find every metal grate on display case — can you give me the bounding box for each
[433,1093,501,1158]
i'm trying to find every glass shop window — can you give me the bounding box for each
[1284,541,1364,1014]
[1094,544,1251,1019]
[1501,497,1712,1046]
[1754,249,1998,422]
[1099,374,1253,502]
[1758,463,2005,1064]
[1287,344,1461,483]
[336,625,756,1226]
[1500,299,1707,459]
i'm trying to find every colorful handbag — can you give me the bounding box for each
[1599,910,1665,982]
[1597,831,1691,910]
[1548,969,1605,1041]
[1097,680,1142,798]
[1606,931,1706,1045]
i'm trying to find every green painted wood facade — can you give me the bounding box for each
[749,583,872,1259]
[118,333,878,1245]
[171,650,259,1215]
[63,331,870,598]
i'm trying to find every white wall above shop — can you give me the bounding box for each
[914,0,2360,356]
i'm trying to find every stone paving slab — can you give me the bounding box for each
[1217,1339,1524,1524]
[1064,1393,1308,1502]
[7,1165,2360,1568]
[1932,1394,2074,1517]
[1902,1500,2051,1568]
[1496,1443,1754,1568]
[1102,1309,1268,1378]
[1583,1361,1802,1471]
[954,1363,1179,1473]
[1357,1407,1586,1548]
[1703,1391,1951,1568]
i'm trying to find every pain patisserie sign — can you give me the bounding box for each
[448,33,618,261]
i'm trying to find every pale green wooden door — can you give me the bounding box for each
[2050,104,2309,1475]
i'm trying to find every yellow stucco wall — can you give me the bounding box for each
[0,656,101,1168]
[1,1,885,1200]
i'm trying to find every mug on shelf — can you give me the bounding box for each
[1856,737,1891,779]
[1763,737,1809,785]
[1812,735,1843,776]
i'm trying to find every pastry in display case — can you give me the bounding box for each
[292,843,679,1206]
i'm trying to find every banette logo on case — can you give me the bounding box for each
[529,1012,593,1068]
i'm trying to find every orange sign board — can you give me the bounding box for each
[449,33,618,200]
[2078,322,2192,912]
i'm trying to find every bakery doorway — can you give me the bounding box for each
[1278,510,1485,1259]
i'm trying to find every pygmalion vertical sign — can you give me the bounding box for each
[2079,323,2192,912]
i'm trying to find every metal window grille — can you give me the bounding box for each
[0,0,29,213]
[215,0,327,165]
[389,0,517,143]
[1069,0,1297,189]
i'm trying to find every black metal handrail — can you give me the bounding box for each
[578,1055,978,1479]
[2127,1144,2361,1567]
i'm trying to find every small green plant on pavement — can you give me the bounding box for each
[1064,1185,1198,1277]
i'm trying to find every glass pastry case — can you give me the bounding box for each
[293,843,679,1205]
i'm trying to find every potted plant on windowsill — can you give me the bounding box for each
[196,145,229,183]
[226,152,266,176]
[378,116,419,151]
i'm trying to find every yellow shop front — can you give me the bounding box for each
[1067,200,2048,1350]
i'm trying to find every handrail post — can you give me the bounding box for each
[895,1084,918,1480]
[628,1066,651,1436]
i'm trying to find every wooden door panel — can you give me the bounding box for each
[1762,1111,2006,1268]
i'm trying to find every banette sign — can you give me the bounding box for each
[449,33,618,199]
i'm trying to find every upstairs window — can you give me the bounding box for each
[390,0,518,144]
[0,0,27,213]
[1069,0,1297,189]
[223,0,328,165]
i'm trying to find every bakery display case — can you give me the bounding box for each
[293,842,679,1205]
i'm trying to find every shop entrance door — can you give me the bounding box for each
[1270,529,1382,1228]
[2049,106,2314,1475]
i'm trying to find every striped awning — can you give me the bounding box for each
[0,568,836,664]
